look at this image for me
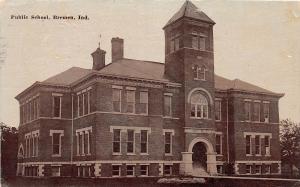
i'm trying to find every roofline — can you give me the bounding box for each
[163,15,215,30]
[15,81,70,101]
[15,69,182,100]
[69,71,182,88]
[215,88,284,98]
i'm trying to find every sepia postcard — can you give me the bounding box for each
[0,0,299,186]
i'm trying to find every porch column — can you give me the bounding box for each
[180,152,193,176]
[206,152,217,175]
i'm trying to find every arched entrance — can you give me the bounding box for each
[180,137,217,176]
[192,142,207,174]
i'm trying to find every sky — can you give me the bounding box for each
[0,0,299,127]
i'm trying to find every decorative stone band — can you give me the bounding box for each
[184,127,216,134]
[109,126,151,133]
[18,160,182,165]
[243,132,272,138]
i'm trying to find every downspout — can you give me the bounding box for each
[226,98,230,163]
[71,94,74,166]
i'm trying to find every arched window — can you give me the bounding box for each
[18,144,24,158]
[190,92,208,118]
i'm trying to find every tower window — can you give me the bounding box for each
[193,65,208,81]
[190,92,209,118]
[192,36,206,51]
[169,37,180,53]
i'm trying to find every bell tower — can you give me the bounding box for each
[163,1,217,175]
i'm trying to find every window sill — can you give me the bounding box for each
[52,117,62,119]
[112,153,122,156]
[126,153,136,156]
[255,154,262,156]
[140,153,149,156]
[193,78,206,81]
[164,154,173,156]
[265,154,271,157]
[216,154,223,157]
[246,154,252,157]
[51,154,61,157]
[190,117,209,120]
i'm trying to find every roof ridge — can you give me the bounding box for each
[122,58,163,65]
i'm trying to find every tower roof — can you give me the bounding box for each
[164,0,215,28]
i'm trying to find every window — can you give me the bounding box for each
[53,96,61,118]
[112,88,121,112]
[112,165,121,177]
[83,92,88,115]
[174,38,180,51]
[126,165,135,176]
[263,103,270,123]
[190,92,208,118]
[197,66,207,80]
[164,132,172,154]
[140,165,148,176]
[127,130,135,154]
[192,36,198,49]
[215,99,221,121]
[77,166,92,177]
[77,88,92,117]
[199,37,205,50]
[50,130,63,156]
[164,95,172,117]
[32,135,39,157]
[192,36,206,50]
[216,134,222,155]
[170,40,175,53]
[78,94,83,116]
[255,165,261,174]
[253,102,260,122]
[76,127,92,156]
[244,101,251,121]
[217,165,223,174]
[170,37,180,53]
[140,130,148,154]
[51,166,60,176]
[265,136,270,156]
[125,90,135,113]
[255,135,261,155]
[246,135,251,155]
[246,165,251,174]
[21,97,39,124]
[52,133,61,155]
[113,129,121,154]
[18,145,24,158]
[164,165,172,176]
[265,165,271,174]
[139,91,148,114]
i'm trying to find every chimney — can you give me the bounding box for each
[111,37,124,62]
[91,47,106,70]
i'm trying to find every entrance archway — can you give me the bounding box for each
[192,142,207,173]
[181,137,217,175]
